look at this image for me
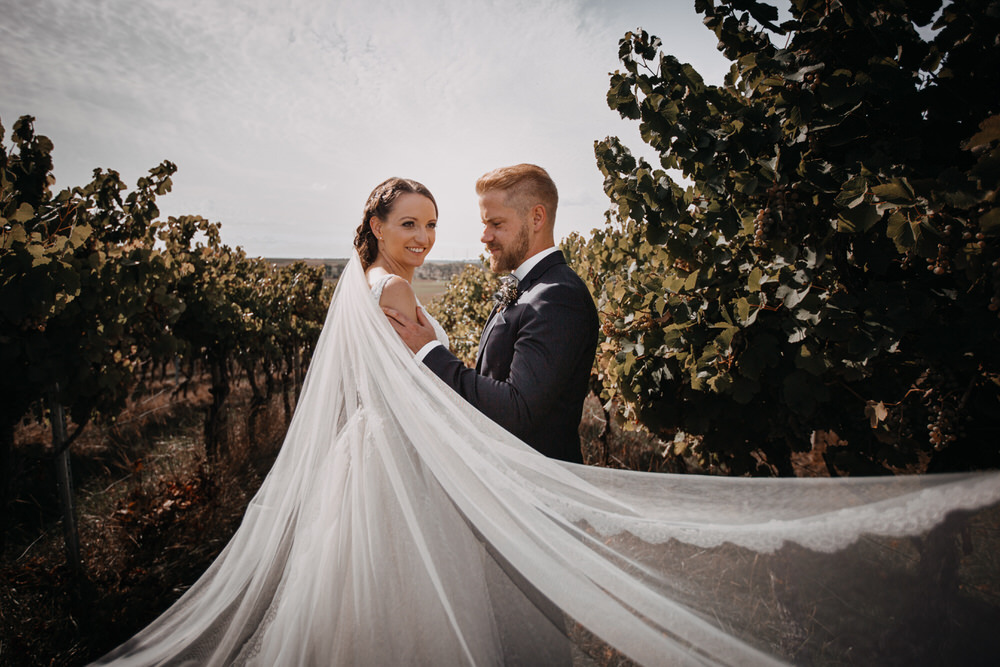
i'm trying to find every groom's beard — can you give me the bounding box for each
[488,223,530,274]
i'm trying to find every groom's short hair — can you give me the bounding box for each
[476,164,558,225]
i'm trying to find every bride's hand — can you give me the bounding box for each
[383,306,437,353]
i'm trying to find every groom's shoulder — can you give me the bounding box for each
[528,263,595,310]
[538,257,588,288]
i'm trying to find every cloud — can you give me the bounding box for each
[1,0,728,258]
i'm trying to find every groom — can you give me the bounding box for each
[385,164,598,463]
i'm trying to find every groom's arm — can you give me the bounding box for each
[384,305,439,354]
[422,285,596,441]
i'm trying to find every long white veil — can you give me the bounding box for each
[95,253,1000,666]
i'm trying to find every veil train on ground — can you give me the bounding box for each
[95,253,1000,666]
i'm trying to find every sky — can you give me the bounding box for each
[1,0,731,260]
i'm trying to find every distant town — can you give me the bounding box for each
[266,258,480,282]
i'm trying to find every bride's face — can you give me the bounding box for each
[371,193,437,268]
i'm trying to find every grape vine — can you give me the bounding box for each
[1,115,332,551]
[581,0,1000,475]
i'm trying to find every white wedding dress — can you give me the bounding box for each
[94,253,1000,666]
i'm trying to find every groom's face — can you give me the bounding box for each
[480,190,530,273]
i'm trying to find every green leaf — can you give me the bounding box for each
[979,207,1000,233]
[736,297,751,323]
[837,204,880,233]
[864,400,889,428]
[623,351,636,375]
[708,370,733,393]
[787,325,807,343]
[739,333,779,377]
[967,114,1000,150]
[786,63,824,83]
[794,344,827,375]
[69,223,93,247]
[886,211,921,250]
[871,179,915,205]
[835,175,868,208]
[4,225,28,245]
[735,173,759,194]
[776,283,810,308]
[11,203,34,223]
[713,324,738,351]
[731,376,759,404]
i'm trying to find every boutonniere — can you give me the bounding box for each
[493,275,520,311]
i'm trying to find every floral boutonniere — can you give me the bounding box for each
[493,275,520,311]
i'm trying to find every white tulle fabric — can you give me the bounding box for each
[95,253,1000,667]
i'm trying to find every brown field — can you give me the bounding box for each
[413,278,450,302]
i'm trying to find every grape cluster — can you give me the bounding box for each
[926,241,951,276]
[961,228,989,248]
[900,250,917,270]
[879,402,912,441]
[919,371,967,451]
[922,219,991,276]
[752,183,800,248]
[950,224,1000,317]
[907,218,999,304]
[920,216,954,275]
[752,208,771,247]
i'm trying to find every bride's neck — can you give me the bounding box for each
[368,256,415,283]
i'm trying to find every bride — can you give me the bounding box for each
[94,178,1000,666]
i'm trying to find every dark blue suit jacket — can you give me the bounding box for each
[423,250,598,463]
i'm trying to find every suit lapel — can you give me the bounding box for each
[475,304,501,370]
[475,250,567,371]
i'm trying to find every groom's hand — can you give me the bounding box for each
[383,306,437,354]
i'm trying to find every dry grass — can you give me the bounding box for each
[579,394,701,474]
[412,279,450,303]
[0,377,289,667]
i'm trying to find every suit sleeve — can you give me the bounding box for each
[422,281,596,440]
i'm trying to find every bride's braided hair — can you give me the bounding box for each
[355,177,437,269]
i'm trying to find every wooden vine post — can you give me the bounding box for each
[50,390,82,574]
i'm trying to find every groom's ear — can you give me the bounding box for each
[529,204,547,231]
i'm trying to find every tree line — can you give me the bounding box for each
[0,116,331,558]
[268,257,473,283]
